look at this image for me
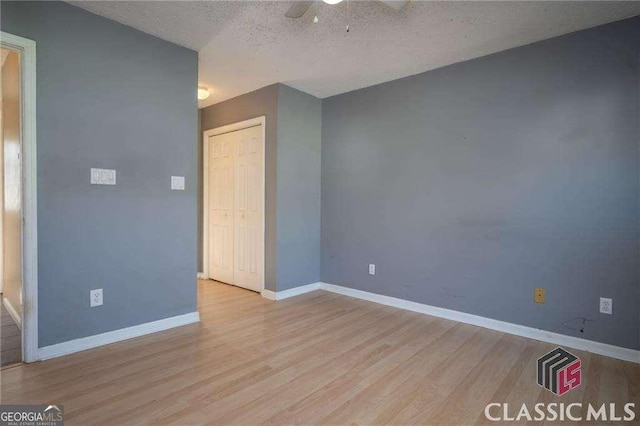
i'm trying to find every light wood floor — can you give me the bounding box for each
[0,281,638,425]
[0,295,21,367]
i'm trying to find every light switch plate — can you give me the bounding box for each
[91,168,116,185]
[171,176,185,190]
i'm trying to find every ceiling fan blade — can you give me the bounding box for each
[379,0,410,11]
[285,1,314,18]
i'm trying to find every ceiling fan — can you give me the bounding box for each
[285,0,409,19]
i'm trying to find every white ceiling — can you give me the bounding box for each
[69,1,640,108]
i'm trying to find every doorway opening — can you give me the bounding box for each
[1,32,37,364]
[202,117,266,294]
[0,46,22,366]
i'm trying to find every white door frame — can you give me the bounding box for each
[1,32,38,363]
[202,116,265,292]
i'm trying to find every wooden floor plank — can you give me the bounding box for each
[1,280,638,425]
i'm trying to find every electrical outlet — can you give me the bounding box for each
[368,264,375,275]
[600,297,612,314]
[90,289,103,307]
[534,288,545,304]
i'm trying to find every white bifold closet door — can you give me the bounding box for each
[208,125,263,292]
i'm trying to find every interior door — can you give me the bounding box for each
[208,132,234,285]
[234,126,263,292]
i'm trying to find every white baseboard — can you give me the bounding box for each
[38,311,200,361]
[261,282,321,301]
[197,272,207,280]
[319,282,640,364]
[3,297,21,330]
[260,289,276,300]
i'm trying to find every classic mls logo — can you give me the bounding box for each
[537,347,581,396]
[484,347,636,421]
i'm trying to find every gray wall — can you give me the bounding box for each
[199,84,321,291]
[276,85,321,291]
[321,17,640,350]
[1,1,199,347]
[199,85,279,290]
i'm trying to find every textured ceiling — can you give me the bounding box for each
[69,1,640,108]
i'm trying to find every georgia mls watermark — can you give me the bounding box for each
[0,405,63,426]
[484,347,636,422]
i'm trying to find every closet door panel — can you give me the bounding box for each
[208,133,234,285]
[234,130,249,290]
[208,124,263,292]
[243,126,264,291]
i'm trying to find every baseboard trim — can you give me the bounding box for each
[260,289,276,300]
[197,272,207,280]
[38,311,200,361]
[319,282,640,364]
[261,282,321,301]
[3,297,21,330]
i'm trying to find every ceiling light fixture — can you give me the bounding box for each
[198,85,210,100]
[322,0,343,4]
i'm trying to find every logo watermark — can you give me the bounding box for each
[484,347,636,422]
[0,405,63,426]
[484,402,636,422]
[537,347,581,396]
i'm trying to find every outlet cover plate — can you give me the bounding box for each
[600,297,612,314]
[171,176,185,190]
[90,288,103,307]
[534,288,545,304]
[91,168,116,185]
